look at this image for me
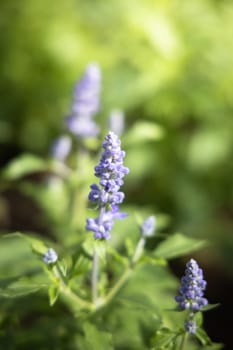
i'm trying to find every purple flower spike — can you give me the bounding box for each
[175,259,208,312]
[86,131,129,240]
[66,63,101,138]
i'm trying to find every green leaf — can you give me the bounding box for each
[202,343,224,350]
[4,232,51,256]
[124,121,164,146]
[139,255,166,266]
[153,233,208,259]
[57,260,67,277]
[125,238,134,257]
[201,303,220,312]
[151,327,178,349]
[82,238,107,262]
[81,322,113,350]
[195,328,212,346]
[0,279,46,298]
[194,311,203,327]
[94,241,107,261]
[70,255,91,279]
[48,285,60,306]
[107,246,128,267]
[2,154,48,180]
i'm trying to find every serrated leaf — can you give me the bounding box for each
[2,154,48,180]
[48,285,60,306]
[153,233,208,259]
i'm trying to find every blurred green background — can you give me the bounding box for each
[0,0,233,348]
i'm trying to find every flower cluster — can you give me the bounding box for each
[66,63,101,138]
[175,259,208,311]
[86,131,129,240]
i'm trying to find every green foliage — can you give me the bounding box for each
[153,233,208,259]
[151,327,179,350]
[0,0,229,347]
[1,154,48,181]
[80,322,113,350]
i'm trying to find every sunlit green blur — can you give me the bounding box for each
[0,0,233,276]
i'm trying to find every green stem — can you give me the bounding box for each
[61,283,94,311]
[131,237,145,264]
[98,267,132,309]
[96,236,145,309]
[67,145,89,230]
[92,247,99,304]
[54,265,93,311]
[179,332,188,350]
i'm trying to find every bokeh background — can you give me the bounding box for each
[0,0,233,348]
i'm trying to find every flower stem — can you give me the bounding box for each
[179,332,188,350]
[92,247,99,304]
[131,237,145,264]
[97,237,144,309]
[54,265,93,311]
[98,267,132,309]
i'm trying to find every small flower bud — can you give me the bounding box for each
[185,320,197,334]
[140,216,156,237]
[43,248,58,265]
[51,135,71,161]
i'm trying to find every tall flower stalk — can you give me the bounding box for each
[86,131,129,303]
[63,63,102,229]
[175,259,208,349]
